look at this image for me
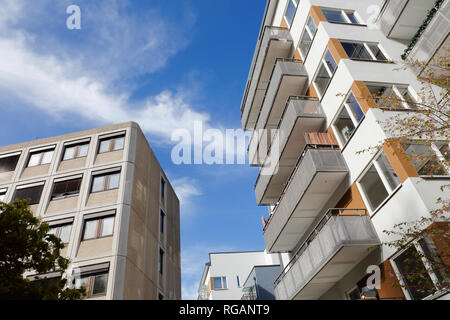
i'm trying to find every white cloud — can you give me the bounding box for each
[171,177,202,216]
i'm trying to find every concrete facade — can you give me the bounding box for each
[0,122,181,300]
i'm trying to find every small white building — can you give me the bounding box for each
[197,251,285,300]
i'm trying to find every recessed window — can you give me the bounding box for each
[298,16,317,60]
[358,152,400,212]
[212,276,227,290]
[333,91,364,145]
[160,210,165,233]
[160,177,166,203]
[341,41,388,62]
[49,223,72,243]
[27,149,54,167]
[91,171,120,193]
[159,248,165,275]
[322,8,360,24]
[63,143,89,161]
[98,135,125,154]
[14,184,44,205]
[51,177,82,200]
[313,49,338,98]
[0,154,20,173]
[366,83,418,109]
[82,215,115,240]
[284,0,298,26]
[237,275,241,288]
[402,142,450,176]
[393,237,447,300]
[77,271,108,298]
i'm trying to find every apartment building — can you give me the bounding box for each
[197,251,282,300]
[240,0,449,300]
[0,122,181,300]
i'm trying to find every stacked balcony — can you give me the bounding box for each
[274,209,380,300]
[253,97,325,204]
[378,0,436,40]
[241,27,293,131]
[263,140,348,253]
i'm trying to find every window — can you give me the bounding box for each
[0,154,20,173]
[298,16,317,59]
[160,177,166,203]
[313,50,338,98]
[49,223,72,243]
[63,142,89,160]
[366,83,418,109]
[284,0,297,26]
[82,215,115,240]
[402,142,450,176]
[98,135,125,154]
[340,41,388,62]
[159,248,165,275]
[77,271,108,297]
[0,190,6,202]
[51,177,82,200]
[393,237,447,300]
[160,210,165,233]
[347,287,362,300]
[237,276,241,288]
[14,184,44,205]
[358,151,400,211]
[27,149,54,167]
[333,91,365,145]
[212,276,227,290]
[158,293,164,300]
[91,171,120,193]
[322,8,360,24]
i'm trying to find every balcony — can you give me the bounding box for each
[406,0,449,72]
[378,0,436,40]
[241,27,293,131]
[253,98,326,203]
[263,143,348,252]
[274,209,380,300]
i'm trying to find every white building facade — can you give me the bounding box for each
[240,0,449,300]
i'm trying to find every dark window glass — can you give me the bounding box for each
[394,246,434,300]
[0,155,20,173]
[15,185,44,205]
[159,249,164,275]
[335,108,355,143]
[359,164,389,210]
[161,178,166,202]
[322,9,347,23]
[341,42,372,60]
[51,178,82,200]
[160,210,165,233]
[92,273,108,295]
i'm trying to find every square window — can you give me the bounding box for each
[15,185,44,205]
[0,154,20,173]
[101,216,115,237]
[359,164,389,211]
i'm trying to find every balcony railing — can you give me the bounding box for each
[274,209,380,300]
[241,26,293,130]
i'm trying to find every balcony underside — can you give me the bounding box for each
[274,214,380,300]
[264,149,348,253]
[242,27,293,131]
[253,100,325,202]
[379,0,436,40]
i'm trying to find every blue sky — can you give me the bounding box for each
[0,0,268,299]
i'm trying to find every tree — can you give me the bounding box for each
[0,199,85,300]
[358,46,449,298]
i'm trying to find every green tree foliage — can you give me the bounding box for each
[0,199,85,300]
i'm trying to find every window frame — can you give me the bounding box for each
[332,91,366,148]
[402,141,450,176]
[90,171,121,194]
[62,142,90,161]
[160,209,165,234]
[212,276,228,290]
[14,183,45,206]
[159,248,165,275]
[297,15,318,61]
[365,82,419,110]
[340,41,389,62]
[27,149,55,167]
[283,0,298,27]
[50,177,83,200]
[357,151,401,214]
[0,153,21,173]
[160,177,166,204]
[49,223,73,244]
[391,237,447,300]
[321,8,361,25]
[312,49,338,99]
[82,215,115,241]
[98,135,125,154]
[0,188,7,202]
[78,271,109,298]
